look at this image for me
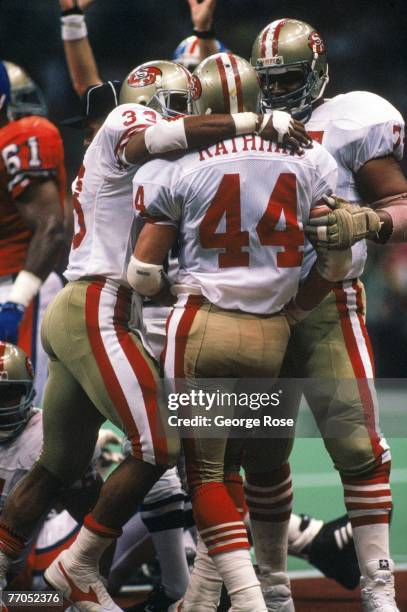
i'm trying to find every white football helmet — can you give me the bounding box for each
[120,60,192,117]
[251,19,329,119]
[3,61,47,119]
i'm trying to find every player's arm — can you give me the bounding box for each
[355,155,407,243]
[188,0,219,60]
[284,250,352,325]
[128,224,178,305]
[15,180,65,282]
[124,112,310,165]
[286,152,352,324]
[0,179,65,343]
[60,0,102,97]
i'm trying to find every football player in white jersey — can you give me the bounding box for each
[250,18,407,612]
[0,56,308,612]
[0,342,103,587]
[130,53,354,612]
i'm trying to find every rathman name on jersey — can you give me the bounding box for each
[198,136,305,162]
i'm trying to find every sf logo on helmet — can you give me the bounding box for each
[128,66,162,88]
[308,31,326,54]
[189,75,202,101]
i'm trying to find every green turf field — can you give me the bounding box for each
[288,435,407,571]
[102,390,407,573]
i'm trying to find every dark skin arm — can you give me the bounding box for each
[124,114,310,166]
[294,265,334,312]
[15,180,65,280]
[355,155,407,242]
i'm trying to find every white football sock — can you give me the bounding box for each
[353,523,390,576]
[252,518,290,573]
[67,526,112,570]
[181,534,222,612]
[213,549,266,612]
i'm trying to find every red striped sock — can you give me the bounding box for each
[342,462,392,528]
[245,463,293,573]
[0,525,25,559]
[244,463,293,523]
[84,514,123,539]
[192,482,249,556]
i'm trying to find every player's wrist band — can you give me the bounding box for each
[192,28,216,39]
[9,270,42,308]
[61,13,88,41]
[232,112,259,136]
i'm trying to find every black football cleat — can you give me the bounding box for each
[303,514,360,590]
[125,585,178,611]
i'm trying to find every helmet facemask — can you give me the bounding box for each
[257,59,327,121]
[0,381,35,443]
[150,88,189,118]
[8,82,47,119]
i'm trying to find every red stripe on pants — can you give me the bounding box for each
[333,284,382,461]
[113,286,168,466]
[85,281,143,460]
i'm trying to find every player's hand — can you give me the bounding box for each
[188,0,216,31]
[0,301,25,344]
[60,0,94,13]
[305,194,382,250]
[283,297,310,327]
[258,111,312,152]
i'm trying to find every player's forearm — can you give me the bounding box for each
[184,113,259,148]
[125,113,260,164]
[61,6,101,97]
[198,39,219,62]
[373,198,407,243]
[295,266,334,312]
[284,250,351,325]
[24,220,65,281]
[63,38,102,97]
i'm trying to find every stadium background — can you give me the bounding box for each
[0,0,406,608]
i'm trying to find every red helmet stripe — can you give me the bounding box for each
[272,19,286,56]
[260,25,270,58]
[228,53,243,112]
[215,55,230,113]
[178,63,192,84]
[0,343,5,370]
[190,38,199,54]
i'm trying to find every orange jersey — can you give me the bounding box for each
[0,116,66,275]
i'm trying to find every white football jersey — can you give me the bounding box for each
[65,103,161,285]
[133,135,337,314]
[303,91,405,279]
[0,409,42,512]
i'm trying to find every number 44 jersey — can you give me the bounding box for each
[133,135,337,315]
